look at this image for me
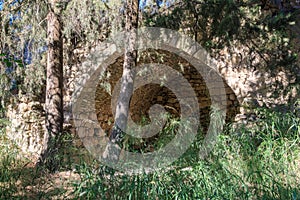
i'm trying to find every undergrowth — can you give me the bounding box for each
[0,108,299,199]
[73,108,300,200]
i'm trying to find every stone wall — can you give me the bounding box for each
[93,49,239,134]
[6,96,46,161]
[5,23,300,158]
[65,30,299,156]
[216,41,299,114]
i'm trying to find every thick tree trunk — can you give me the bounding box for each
[39,2,63,171]
[102,0,139,164]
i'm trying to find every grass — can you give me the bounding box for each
[73,108,300,200]
[0,108,299,199]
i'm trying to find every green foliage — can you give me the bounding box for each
[0,108,299,199]
[72,108,300,200]
[123,114,181,153]
[0,1,299,198]
[0,128,23,199]
[0,0,48,102]
[0,0,125,104]
[143,0,300,98]
[62,0,124,45]
[39,131,81,173]
[0,53,24,108]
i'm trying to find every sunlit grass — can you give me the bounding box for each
[0,124,23,199]
[0,108,299,199]
[73,108,300,199]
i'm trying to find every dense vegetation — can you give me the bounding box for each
[0,108,299,199]
[0,0,300,199]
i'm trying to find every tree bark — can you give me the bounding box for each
[102,0,139,164]
[39,1,64,171]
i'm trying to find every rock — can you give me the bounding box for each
[19,103,29,112]
[28,101,43,110]
[229,94,236,100]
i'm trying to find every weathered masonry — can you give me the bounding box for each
[6,30,300,159]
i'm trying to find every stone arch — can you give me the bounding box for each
[95,49,240,138]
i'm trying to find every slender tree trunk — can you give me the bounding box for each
[39,1,64,171]
[102,0,139,164]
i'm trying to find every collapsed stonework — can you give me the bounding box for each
[6,96,46,160]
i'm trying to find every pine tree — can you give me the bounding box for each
[38,0,64,171]
[102,0,139,164]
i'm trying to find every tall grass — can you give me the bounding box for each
[0,108,299,199]
[73,108,300,200]
[0,122,23,199]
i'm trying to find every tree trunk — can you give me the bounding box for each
[39,1,64,172]
[102,0,139,164]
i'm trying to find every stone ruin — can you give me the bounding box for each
[4,32,300,159]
